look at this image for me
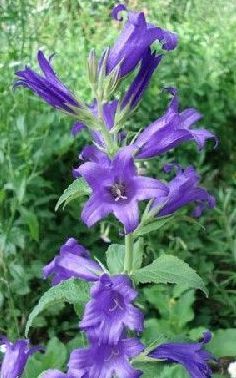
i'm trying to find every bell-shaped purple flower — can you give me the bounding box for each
[152,165,215,217]
[68,336,144,378]
[80,274,144,344]
[78,147,168,233]
[43,237,103,285]
[0,337,39,378]
[134,88,217,159]
[148,331,214,378]
[106,4,178,78]
[15,51,80,113]
[121,48,163,110]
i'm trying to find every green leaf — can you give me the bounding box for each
[106,244,125,274]
[207,329,236,357]
[25,278,90,337]
[135,217,172,237]
[55,178,91,211]
[105,240,144,275]
[133,362,188,378]
[133,255,208,296]
[20,207,39,241]
[133,238,144,271]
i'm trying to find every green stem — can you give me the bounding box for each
[95,92,118,156]
[124,233,134,274]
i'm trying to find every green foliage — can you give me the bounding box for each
[25,279,90,337]
[55,178,91,211]
[134,255,208,296]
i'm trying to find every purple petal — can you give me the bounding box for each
[111,4,127,21]
[113,200,139,233]
[71,122,85,136]
[81,194,112,227]
[134,176,168,200]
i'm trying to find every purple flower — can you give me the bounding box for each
[80,274,144,344]
[148,331,214,378]
[106,4,178,78]
[134,88,217,159]
[0,337,39,378]
[15,51,79,113]
[152,165,215,217]
[121,48,163,110]
[78,147,168,233]
[43,238,103,285]
[68,337,144,378]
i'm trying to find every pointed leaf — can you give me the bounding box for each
[25,278,90,337]
[133,255,208,296]
[55,178,91,211]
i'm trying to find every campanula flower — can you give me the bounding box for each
[43,238,103,285]
[0,337,39,378]
[148,331,214,378]
[78,147,168,233]
[106,4,178,78]
[68,336,144,378]
[80,274,144,344]
[121,48,163,110]
[15,51,79,113]
[135,88,217,159]
[152,165,215,217]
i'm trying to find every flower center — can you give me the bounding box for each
[104,349,120,362]
[109,298,124,312]
[110,183,127,201]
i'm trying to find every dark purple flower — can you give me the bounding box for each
[78,147,168,233]
[152,165,215,217]
[148,331,214,378]
[80,274,144,344]
[0,337,39,378]
[134,88,217,159]
[106,4,178,78]
[69,336,144,378]
[15,51,79,113]
[43,238,103,285]
[121,48,163,110]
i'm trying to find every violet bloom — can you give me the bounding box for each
[78,147,168,233]
[106,4,178,78]
[69,337,144,378]
[43,238,103,285]
[121,48,163,110]
[135,88,217,159]
[148,331,214,378]
[152,165,215,217]
[15,51,79,113]
[80,274,144,344]
[0,337,38,378]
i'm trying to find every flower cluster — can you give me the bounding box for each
[11,2,218,378]
[41,238,214,378]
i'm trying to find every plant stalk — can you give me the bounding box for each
[124,233,134,274]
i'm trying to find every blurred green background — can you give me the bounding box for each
[0,0,236,376]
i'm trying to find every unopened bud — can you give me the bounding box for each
[87,48,98,86]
